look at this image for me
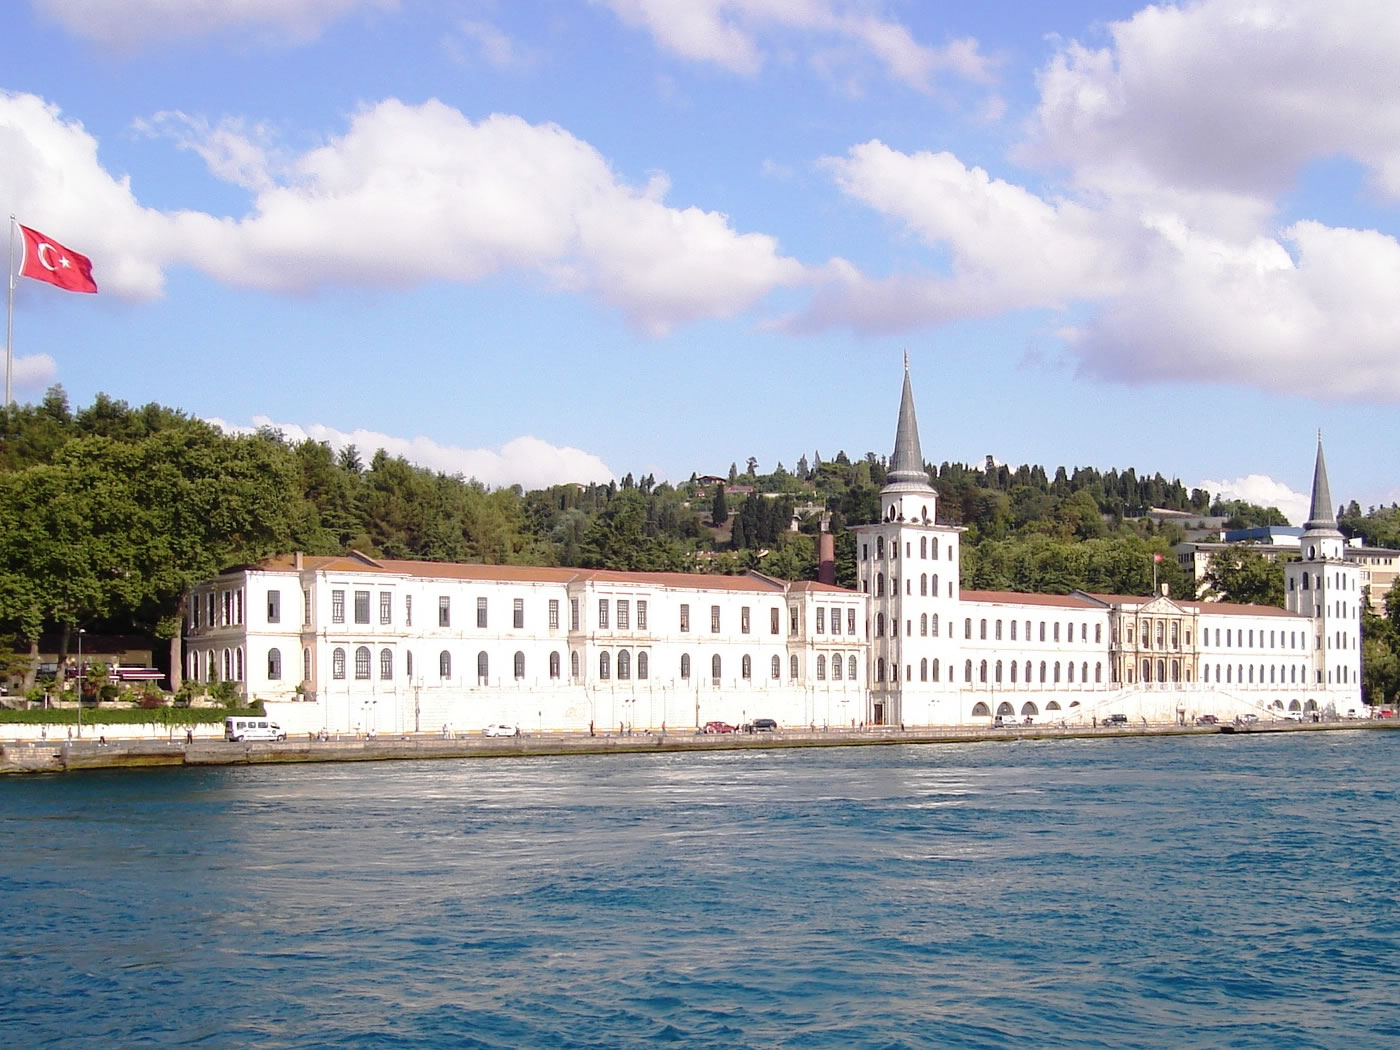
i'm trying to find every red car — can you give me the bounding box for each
[703,721,737,734]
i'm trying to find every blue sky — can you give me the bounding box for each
[3,1,1397,524]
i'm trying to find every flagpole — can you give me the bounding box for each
[5,214,15,407]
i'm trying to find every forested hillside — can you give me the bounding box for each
[2,388,1393,696]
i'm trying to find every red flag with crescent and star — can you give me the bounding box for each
[18,224,98,293]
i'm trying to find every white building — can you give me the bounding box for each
[183,366,1363,733]
[184,559,868,735]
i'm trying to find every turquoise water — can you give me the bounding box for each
[3,733,1398,1048]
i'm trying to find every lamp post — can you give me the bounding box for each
[75,628,84,740]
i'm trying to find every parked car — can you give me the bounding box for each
[1195,714,1219,725]
[993,715,1016,728]
[1282,711,1304,722]
[703,721,737,734]
[224,717,285,742]
[1235,713,1260,725]
[1103,713,1129,726]
[483,724,519,737]
[748,718,778,732]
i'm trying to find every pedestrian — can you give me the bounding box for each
[67,726,72,742]
[40,725,47,741]
[1092,716,1097,728]
[185,727,193,744]
[589,720,594,737]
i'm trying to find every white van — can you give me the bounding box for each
[224,717,286,742]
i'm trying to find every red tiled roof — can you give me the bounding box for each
[961,590,1101,609]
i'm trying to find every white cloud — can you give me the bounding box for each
[1026,0,1400,202]
[598,0,994,91]
[0,92,807,335]
[7,354,59,394]
[208,417,616,490]
[1196,474,1309,527]
[447,19,536,71]
[31,0,396,49]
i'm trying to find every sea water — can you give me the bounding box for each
[2,732,1398,1049]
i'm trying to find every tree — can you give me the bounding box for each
[712,484,729,526]
[1202,547,1286,607]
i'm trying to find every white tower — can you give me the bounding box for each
[1284,436,1361,711]
[850,360,961,726]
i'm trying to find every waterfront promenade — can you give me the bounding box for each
[3,719,1393,775]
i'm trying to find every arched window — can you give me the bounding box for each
[995,660,1003,683]
[303,648,311,683]
[379,648,392,680]
[979,659,988,683]
[1142,658,1151,682]
[1010,661,1018,684]
[1039,660,1047,683]
[877,612,886,636]
[964,618,972,639]
[618,649,631,680]
[848,655,856,680]
[599,651,610,679]
[741,655,751,680]
[964,659,972,683]
[1081,661,1088,683]
[354,646,371,680]
[877,658,886,683]
[234,648,243,682]
[267,647,282,680]
[638,652,649,680]
[1095,623,1102,644]
[514,651,525,679]
[681,653,691,679]
[971,702,990,717]
[817,655,827,680]
[550,651,561,679]
[207,650,215,682]
[1068,661,1075,684]
[920,613,928,636]
[712,654,722,680]
[771,655,781,679]
[920,537,927,558]
[980,618,987,640]
[792,654,800,679]
[478,651,489,682]
[877,573,885,596]
[1053,661,1061,684]
[920,573,927,596]
[571,651,580,679]
[833,656,842,680]
[919,658,928,682]
[333,648,346,680]
[932,573,939,595]
[438,650,450,679]
[1157,659,1166,682]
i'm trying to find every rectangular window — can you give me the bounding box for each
[332,590,345,624]
[598,599,610,629]
[549,599,560,630]
[475,597,487,628]
[513,598,524,629]
[711,605,721,633]
[302,588,311,627]
[637,600,647,630]
[741,606,750,634]
[267,590,281,624]
[617,600,630,629]
[405,594,412,627]
[570,598,580,631]
[847,609,855,635]
[680,604,690,632]
[354,590,370,624]
[791,607,799,636]
[439,596,451,628]
[379,591,392,625]
[831,607,841,635]
[192,597,200,630]
[771,607,780,635]
[816,608,825,633]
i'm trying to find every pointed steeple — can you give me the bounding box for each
[1303,433,1339,533]
[886,356,930,489]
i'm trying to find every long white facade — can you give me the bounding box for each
[185,558,868,735]
[182,367,1364,733]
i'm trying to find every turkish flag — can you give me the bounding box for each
[18,225,98,293]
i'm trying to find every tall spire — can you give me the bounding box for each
[886,358,931,489]
[1303,433,1339,533]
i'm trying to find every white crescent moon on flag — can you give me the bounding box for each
[36,242,59,271]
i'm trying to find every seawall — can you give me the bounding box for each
[4,720,1395,775]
